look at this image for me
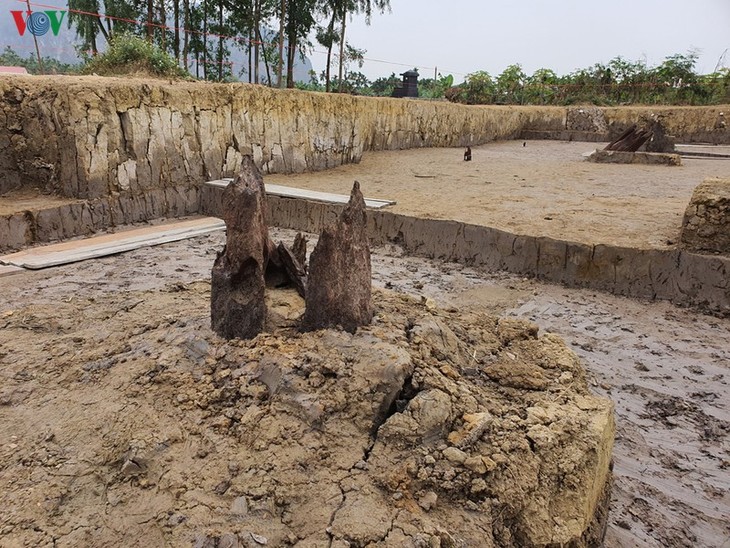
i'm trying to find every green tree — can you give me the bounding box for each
[524,68,559,104]
[369,72,399,96]
[284,0,317,88]
[68,0,106,54]
[316,0,388,92]
[495,64,526,104]
[0,46,80,74]
[460,71,495,104]
[417,73,453,99]
[81,32,188,77]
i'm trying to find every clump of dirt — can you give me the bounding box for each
[0,280,612,547]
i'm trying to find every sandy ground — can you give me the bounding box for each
[1,228,728,547]
[268,141,730,249]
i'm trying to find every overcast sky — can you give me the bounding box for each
[308,0,730,83]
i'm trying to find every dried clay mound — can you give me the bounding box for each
[0,284,613,548]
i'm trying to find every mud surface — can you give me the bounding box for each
[1,229,728,547]
[375,237,730,547]
[0,229,615,548]
[267,141,730,250]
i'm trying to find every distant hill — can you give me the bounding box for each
[0,11,313,81]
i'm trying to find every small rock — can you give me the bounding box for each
[422,297,437,311]
[167,513,187,526]
[464,456,488,474]
[442,447,467,465]
[418,491,438,511]
[120,459,144,477]
[484,361,548,391]
[219,533,241,548]
[470,478,488,494]
[230,496,248,516]
[214,480,231,495]
[249,532,268,545]
[193,533,218,548]
[558,371,573,384]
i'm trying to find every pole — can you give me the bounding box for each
[25,0,44,74]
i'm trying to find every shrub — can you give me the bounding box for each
[83,33,188,79]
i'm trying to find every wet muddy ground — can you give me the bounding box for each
[1,228,728,546]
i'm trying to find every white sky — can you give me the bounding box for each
[308,0,730,83]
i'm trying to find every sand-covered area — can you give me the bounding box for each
[268,141,730,250]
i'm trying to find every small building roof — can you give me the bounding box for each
[0,66,29,75]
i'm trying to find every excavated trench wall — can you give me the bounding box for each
[2,77,728,199]
[0,75,536,198]
[520,105,730,143]
[200,191,730,316]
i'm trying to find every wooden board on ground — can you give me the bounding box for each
[206,179,396,209]
[0,264,25,277]
[0,217,225,270]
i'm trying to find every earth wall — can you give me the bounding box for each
[0,76,533,197]
[199,193,730,317]
[1,76,728,200]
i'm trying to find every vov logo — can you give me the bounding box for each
[11,10,66,36]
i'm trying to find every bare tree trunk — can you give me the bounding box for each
[253,0,260,84]
[183,0,189,70]
[202,0,208,79]
[325,10,336,92]
[158,0,167,50]
[338,4,346,92]
[96,18,109,41]
[147,0,154,42]
[248,29,253,83]
[173,0,180,61]
[277,0,285,88]
[218,0,224,80]
[286,31,295,88]
[257,25,272,86]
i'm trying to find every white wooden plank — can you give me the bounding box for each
[206,179,396,209]
[0,217,225,270]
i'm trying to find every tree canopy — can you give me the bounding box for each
[20,4,730,106]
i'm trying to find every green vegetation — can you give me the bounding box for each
[450,52,730,106]
[11,0,727,106]
[65,0,390,86]
[263,49,730,107]
[0,47,80,75]
[81,33,189,78]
